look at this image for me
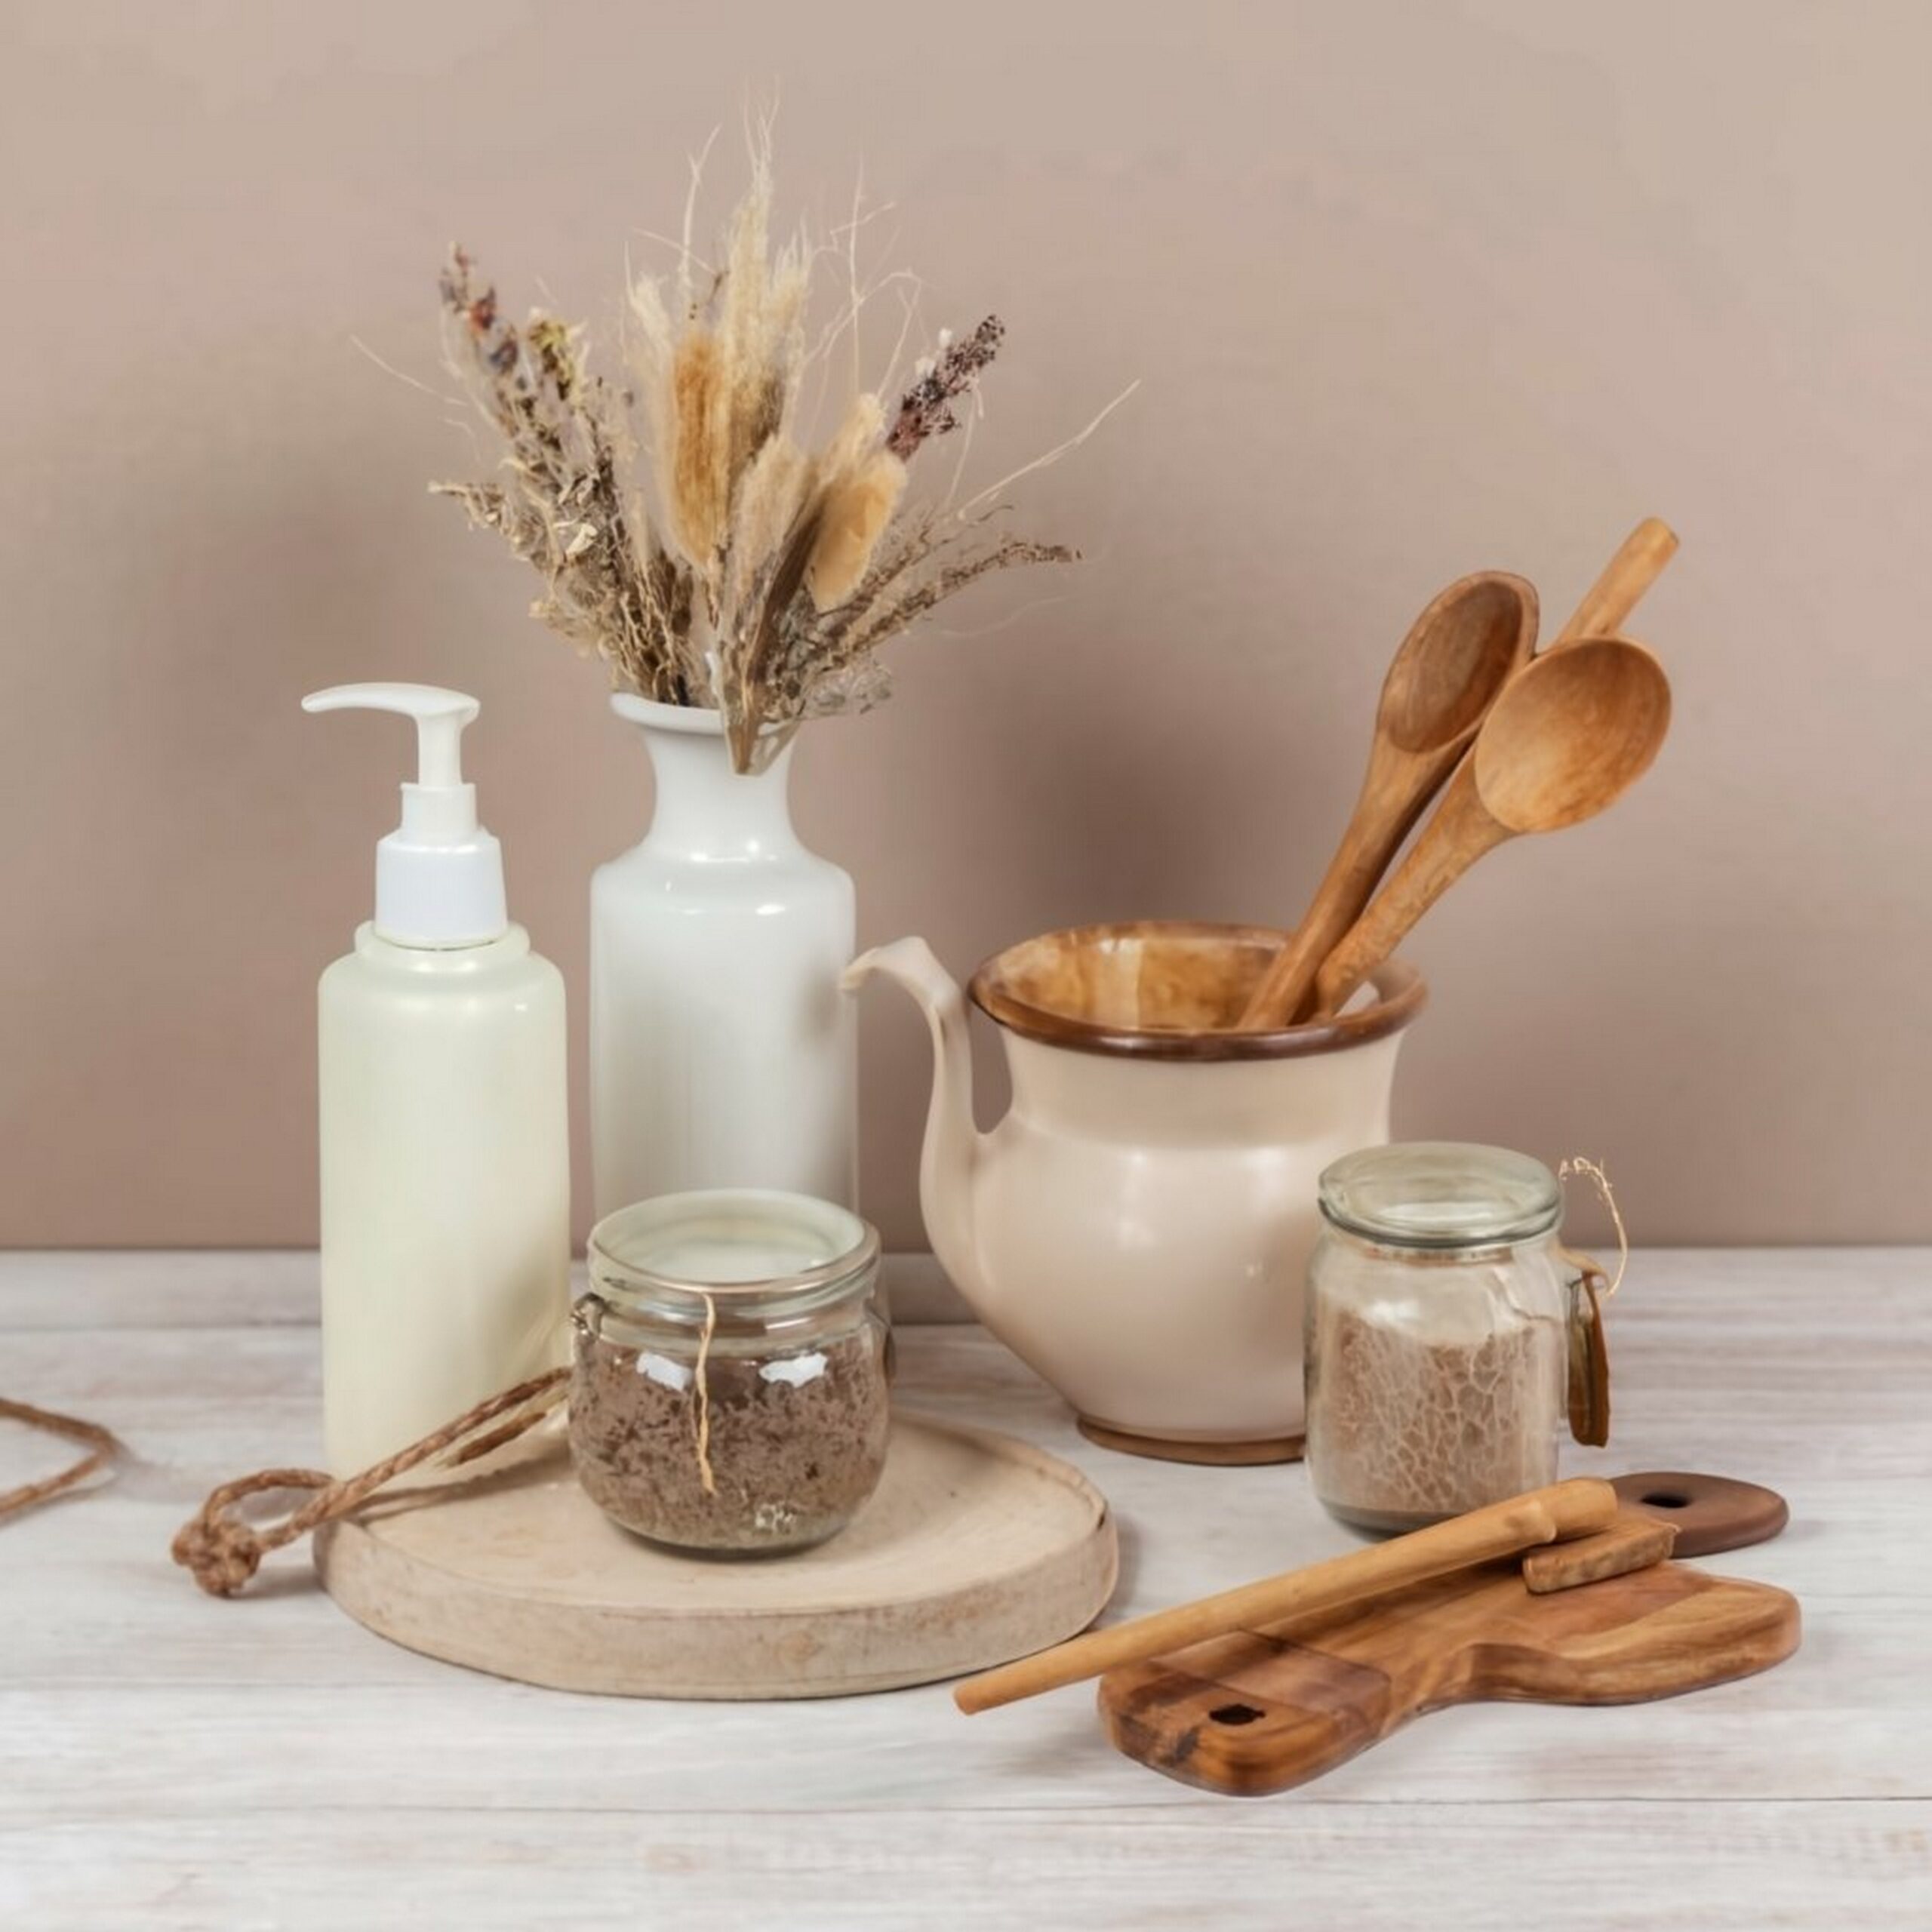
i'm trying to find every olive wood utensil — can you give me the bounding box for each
[1309,635,1672,1019]
[1236,573,1538,1030]
[952,1475,1616,1714]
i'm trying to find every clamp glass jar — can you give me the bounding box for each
[571,1189,890,1554]
[1306,1143,1593,1533]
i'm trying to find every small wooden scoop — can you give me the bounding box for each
[1309,635,1671,1017]
[954,1476,1616,1714]
[1237,573,1537,1029]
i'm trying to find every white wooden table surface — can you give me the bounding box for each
[2,1249,1927,1930]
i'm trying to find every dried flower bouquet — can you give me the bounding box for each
[435,141,1094,772]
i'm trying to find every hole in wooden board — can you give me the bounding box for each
[1209,1703,1264,1725]
[1641,1491,1691,1509]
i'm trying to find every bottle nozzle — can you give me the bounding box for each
[302,682,478,787]
[303,683,507,948]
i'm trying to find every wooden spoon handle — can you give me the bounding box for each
[1309,761,1503,1017]
[1556,516,1678,645]
[1240,571,1537,1030]
[1236,744,1451,1029]
[954,1477,1617,1714]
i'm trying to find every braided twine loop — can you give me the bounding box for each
[169,1367,568,1597]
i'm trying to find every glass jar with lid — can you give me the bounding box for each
[571,1189,890,1555]
[1306,1143,1605,1533]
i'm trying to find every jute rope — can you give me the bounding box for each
[1558,1155,1629,1297]
[0,1397,119,1520]
[171,1367,568,1598]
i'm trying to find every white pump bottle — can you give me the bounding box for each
[304,684,570,1472]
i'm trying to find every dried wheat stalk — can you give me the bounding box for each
[432,137,1097,771]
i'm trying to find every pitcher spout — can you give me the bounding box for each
[841,938,985,1300]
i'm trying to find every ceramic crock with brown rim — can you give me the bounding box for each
[842,923,1425,1463]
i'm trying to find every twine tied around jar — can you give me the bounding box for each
[693,1291,719,1497]
[170,1367,568,1598]
[576,1286,724,1497]
[1,1397,119,1522]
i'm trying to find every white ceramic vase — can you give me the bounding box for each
[590,696,857,1218]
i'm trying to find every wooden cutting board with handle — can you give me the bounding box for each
[1098,1555,1799,1796]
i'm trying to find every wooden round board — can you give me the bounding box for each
[314,1410,1117,1700]
[1610,1471,1789,1556]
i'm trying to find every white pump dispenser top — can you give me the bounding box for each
[303,683,508,947]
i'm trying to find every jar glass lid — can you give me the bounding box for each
[1318,1142,1561,1248]
[588,1189,878,1308]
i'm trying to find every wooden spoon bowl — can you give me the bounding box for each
[1473,634,1673,832]
[1382,574,1539,753]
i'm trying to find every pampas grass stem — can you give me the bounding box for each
[432,130,1116,771]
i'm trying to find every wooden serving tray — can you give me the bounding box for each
[315,1411,1116,1699]
[1099,1555,1799,1795]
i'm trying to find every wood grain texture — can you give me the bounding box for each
[957,1478,1616,1712]
[1611,1469,1790,1555]
[315,1412,1116,1698]
[1099,1557,1799,1795]
[1521,1510,1678,1591]
[1,1249,1928,1929]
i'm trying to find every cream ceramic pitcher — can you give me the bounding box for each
[844,923,1424,1462]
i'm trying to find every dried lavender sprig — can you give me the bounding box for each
[435,248,691,704]
[885,316,1004,460]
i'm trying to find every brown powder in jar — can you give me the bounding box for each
[570,1318,889,1552]
[1309,1288,1564,1531]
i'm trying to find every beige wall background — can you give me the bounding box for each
[2,0,1926,1253]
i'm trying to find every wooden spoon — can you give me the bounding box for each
[1236,572,1537,1029]
[1309,635,1672,1017]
